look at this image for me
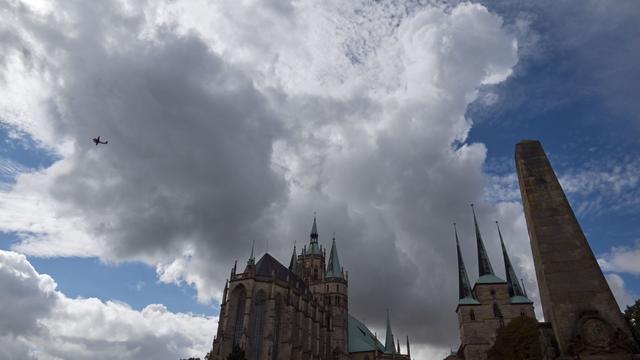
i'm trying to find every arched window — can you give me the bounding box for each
[292,307,300,347]
[249,291,266,360]
[231,286,246,346]
[490,289,496,296]
[493,302,504,328]
[272,295,282,360]
[520,310,526,317]
[470,310,476,321]
[493,303,503,318]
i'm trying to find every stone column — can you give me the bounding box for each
[515,140,639,358]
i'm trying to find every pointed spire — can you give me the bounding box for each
[397,338,400,354]
[310,215,318,242]
[385,309,396,354]
[496,221,525,298]
[471,204,495,277]
[406,336,411,358]
[455,223,476,303]
[289,245,298,275]
[247,240,255,266]
[306,215,322,255]
[326,236,343,279]
[521,278,528,297]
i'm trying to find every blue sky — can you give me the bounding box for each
[1,1,639,358]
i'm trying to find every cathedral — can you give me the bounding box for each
[208,218,411,360]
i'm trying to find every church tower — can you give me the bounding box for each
[295,217,349,360]
[325,236,348,359]
[456,206,535,360]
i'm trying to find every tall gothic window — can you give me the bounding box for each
[249,291,266,360]
[231,286,247,346]
[470,310,476,321]
[493,303,503,318]
[292,307,300,347]
[272,295,281,360]
[493,302,504,327]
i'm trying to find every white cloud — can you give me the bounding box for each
[0,249,216,360]
[0,0,521,352]
[604,273,636,309]
[598,242,640,276]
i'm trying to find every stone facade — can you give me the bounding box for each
[210,219,411,360]
[516,140,640,359]
[454,210,536,360]
[458,282,536,360]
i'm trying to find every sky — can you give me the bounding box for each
[0,0,639,359]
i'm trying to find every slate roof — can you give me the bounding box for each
[255,253,305,288]
[471,204,495,277]
[455,223,477,304]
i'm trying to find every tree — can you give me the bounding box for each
[226,345,247,360]
[487,315,542,360]
[625,298,640,341]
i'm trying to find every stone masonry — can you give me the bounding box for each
[515,140,640,359]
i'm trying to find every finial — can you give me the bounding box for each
[496,221,504,242]
[453,222,459,245]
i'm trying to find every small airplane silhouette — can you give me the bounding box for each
[92,136,108,146]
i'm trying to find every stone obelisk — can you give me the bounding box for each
[515,140,639,359]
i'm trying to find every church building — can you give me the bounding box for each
[451,205,535,360]
[208,218,411,360]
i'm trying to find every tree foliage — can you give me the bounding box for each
[625,298,640,341]
[487,315,542,360]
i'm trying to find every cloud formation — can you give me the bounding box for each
[0,0,554,354]
[0,250,216,359]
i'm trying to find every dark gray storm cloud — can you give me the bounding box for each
[0,0,533,356]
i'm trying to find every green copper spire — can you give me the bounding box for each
[289,245,298,275]
[325,236,342,279]
[384,309,396,354]
[471,204,494,277]
[310,216,318,242]
[307,216,321,255]
[497,221,532,304]
[455,223,478,305]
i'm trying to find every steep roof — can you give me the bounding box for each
[348,314,385,353]
[255,253,305,288]
[384,309,396,354]
[288,246,298,275]
[325,237,342,279]
[497,221,533,304]
[455,223,479,305]
[471,204,495,278]
[308,217,322,255]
